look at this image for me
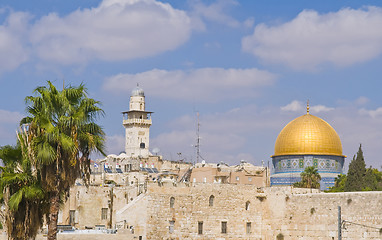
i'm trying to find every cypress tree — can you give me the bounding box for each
[344,144,366,191]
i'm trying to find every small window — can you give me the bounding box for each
[203,177,207,183]
[169,221,175,233]
[245,201,250,211]
[246,222,251,234]
[198,221,203,235]
[140,143,145,149]
[236,176,240,181]
[101,208,108,220]
[209,195,214,207]
[193,178,196,183]
[170,197,175,208]
[248,177,252,182]
[221,221,227,234]
[69,210,75,225]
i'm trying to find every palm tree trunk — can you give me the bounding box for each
[47,190,60,240]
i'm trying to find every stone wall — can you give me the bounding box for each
[3,183,380,240]
[120,184,382,240]
[262,190,382,239]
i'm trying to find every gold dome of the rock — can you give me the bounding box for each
[273,112,344,157]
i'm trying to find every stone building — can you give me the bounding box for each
[271,103,345,190]
[190,161,269,186]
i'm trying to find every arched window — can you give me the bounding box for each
[245,201,250,211]
[170,197,175,208]
[209,195,214,207]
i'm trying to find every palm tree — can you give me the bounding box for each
[0,130,48,240]
[21,81,105,240]
[294,166,321,189]
[301,166,321,189]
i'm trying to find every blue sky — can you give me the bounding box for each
[1,0,382,170]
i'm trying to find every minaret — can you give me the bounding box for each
[122,85,152,158]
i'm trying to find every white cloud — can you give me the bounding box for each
[359,107,382,118]
[281,100,303,112]
[30,0,192,64]
[310,105,334,113]
[281,100,334,114]
[0,10,30,73]
[103,67,276,102]
[243,17,255,28]
[355,96,369,105]
[242,6,382,70]
[190,0,240,28]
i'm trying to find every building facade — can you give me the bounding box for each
[190,161,269,186]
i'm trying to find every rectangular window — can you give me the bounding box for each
[236,176,240,181]
[169,221,175,234]
[198,221,203,235]
[101,208,108,220]
[221,221,227,234]
[69,210,75,225]
[246,222,251,234]
[203,177,207,183]
[248,177,252,182]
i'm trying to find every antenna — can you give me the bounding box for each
[196,112,200,164]
[194,112,204,164]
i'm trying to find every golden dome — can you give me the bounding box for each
[273,113,344,157]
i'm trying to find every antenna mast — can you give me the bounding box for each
[196,112,201,164]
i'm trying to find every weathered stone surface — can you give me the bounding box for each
[2,184,381,239]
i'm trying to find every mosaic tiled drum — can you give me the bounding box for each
[270,106,345,190]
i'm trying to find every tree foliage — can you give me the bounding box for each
[328,144,382,192]
[326,174,347,192]
[20,81,106,240]
[293,166,321,189]
[0,130,48,240]
[0,81,105,240]
[344,144,366,192]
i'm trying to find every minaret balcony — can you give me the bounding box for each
[123,118,152,125]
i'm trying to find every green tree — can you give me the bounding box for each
[363,167,382,191]
[327,174,347,192]
[344,144,366,192]
[0,130,48,240]
[293,166,321,189]
[21,81,105,240]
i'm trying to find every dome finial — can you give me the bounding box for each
[307,100,310,114]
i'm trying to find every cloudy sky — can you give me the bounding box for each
[1,0,382,171]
